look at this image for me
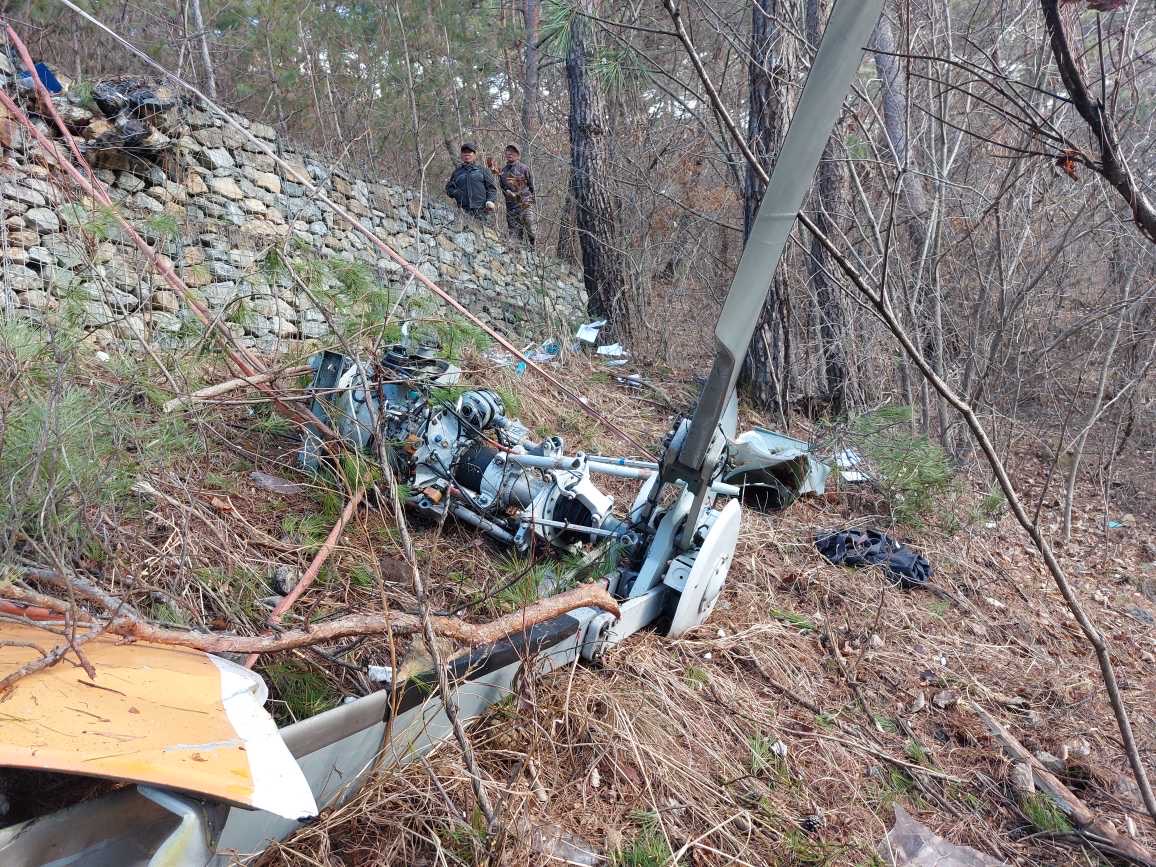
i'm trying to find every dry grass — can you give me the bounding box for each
[244,354,1153,866]
[6,329,1152,865]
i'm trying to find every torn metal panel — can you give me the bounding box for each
[213,611,590,861]
[0,784,227,867]
[0,621,316,821]
[723,428,832,510]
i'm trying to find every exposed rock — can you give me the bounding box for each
[150,311,182,332]
[200,146,235,170]
[116,172,146,193]
[149,290,180,313]
[186,171,208,196]
[129,192,164,213]
[252,171,281,193]
[25,246,54,268]
[1,183,45,208]
[6,229,39,248]
[0,91,584,349]
[209,176,243,200]
[2,264,41,290]
[17,290,56,311]
[25,207,60,233]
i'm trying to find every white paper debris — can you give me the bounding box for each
[575,319,607,344]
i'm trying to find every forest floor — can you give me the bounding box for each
[5,328,1153,866]
[263,350,1154,867]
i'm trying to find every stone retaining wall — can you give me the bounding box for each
[0,83,587,350]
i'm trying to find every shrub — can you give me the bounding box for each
[850,406,954,526]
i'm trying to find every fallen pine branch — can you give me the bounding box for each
[966,700,1154,865]
[162,365,313,414]
[1,582,619,655]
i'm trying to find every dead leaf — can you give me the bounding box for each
[1056,149,1079,180]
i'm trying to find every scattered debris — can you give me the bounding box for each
[877,804,1008,867]
[514,816,600,866]
[250,470,308,496]
[798,813,824,833]
[1062,736,1091,762]
[834,447,869,483]
[0,621,317,820]
[967,700,1154,864]
[6,62,182,173]
[367,665,393,685]
[932,689,958,710]
[15,59,62,94]
[527,338,561,363]
[574,319,606,345]
[1010,763,1035,796]
[271,564,303,596]
[724,428,832,510]
[815,529,932,589]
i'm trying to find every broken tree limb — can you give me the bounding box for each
[162,365,312,414]
[1,583,619,654]
[243,486,368,668]
[966,701,1154,865]
[0,618,110,693]
[1039,0,1156,244]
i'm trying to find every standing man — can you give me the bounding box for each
[445,142,497,224]
[497,143,536,247]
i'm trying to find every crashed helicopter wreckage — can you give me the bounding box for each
[0,0,883,862]
[298,334,747,651]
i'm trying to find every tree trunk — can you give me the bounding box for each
[805,0,847,416]
[873,7,946,439]
[871,11,926,216]
[189,0,217,101]
[566,0,628,321]
[739,0,790,417]
[521,0,540,160]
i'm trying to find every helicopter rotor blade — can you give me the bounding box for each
[677,0,884,473]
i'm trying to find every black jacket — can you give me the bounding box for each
[445,162,498,211]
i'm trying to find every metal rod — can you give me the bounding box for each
[499,452,741,493]
[451,504,516,544]
[586,455,659,471]
[501,452,656,481]
[518,517,631,539]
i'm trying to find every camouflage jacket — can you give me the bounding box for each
[498,161,535,211]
